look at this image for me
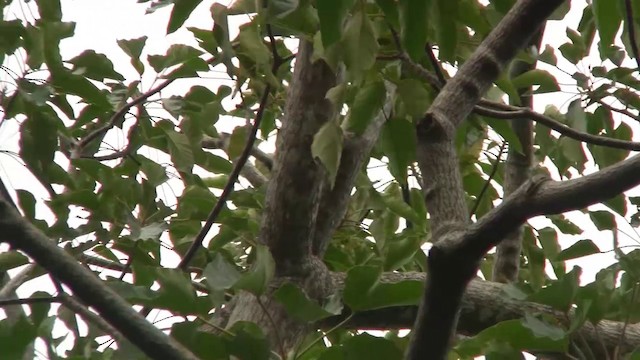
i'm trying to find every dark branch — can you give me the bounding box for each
[179,89,270,269]
[0,200,199,360]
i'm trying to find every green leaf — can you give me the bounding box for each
[0,317,37,359]
[342,77,386,135]
[117,36,148,75]
[167,0,203,34]
[273,283,340,322]
[547,214,583,235]
[0,251,29,273]
[343,265,380,309]
[16,190,37,221]
[433,0,457,61]
[148,44,203,73]
[177,185,216,220]
[380,118,416,184]
[171,322,228,359]
[155,268,197,312]
[592,0,621,51]
[19,111,59,176]
[343,266,422,310]
[226,322,271,360]
[528,267,581,312]
[36,0,62,22]
[397,78,430,117]
[342,9,379,78]
[317,0,355,47]
[400,0,430,61]
[0,20,25,55]
[511,69,561,94]
[236,22,271,66]
[162,127,195,173]
[455,319,567,357]
[227,126,248,160]
[204,252,241,291]
[51,70,111,109]
[484,117,522,153]
[311,120,344,188]
[521,313,566,341]
[68,50,125,81]
[234,244,275,295]
[555,240,600,261]
[341,334,403,360]
[589,210,616,231]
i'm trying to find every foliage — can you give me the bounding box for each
[0,0,639,358]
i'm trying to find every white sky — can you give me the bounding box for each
[0,0,639,358]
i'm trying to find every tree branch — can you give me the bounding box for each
[0,200,199,360]
[178,87,270,270]
[409,0,565,358]
[323,272,640,359]
[467,153,640,257]
[259,40,337,275]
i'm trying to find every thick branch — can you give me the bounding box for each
[0,200,199,360]
[410,0,565,358]
[467,153,640,257]
[259,41,337,275]
[324,272,640,359]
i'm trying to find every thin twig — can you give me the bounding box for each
[75,57,218,158]
[294,313,354,359]
[425,43,446,84]
[178,28,281,269]
[0,295,62,306]
[470,141,506,217]
[397,47,640,151]
[594,98,640,123]
[475,103,640,151]
[178,87,271,269]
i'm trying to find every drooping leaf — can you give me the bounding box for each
[317,0,355,47]
[400,0,430,61]
[342,77,386,135]
[273,283,341,322]
[311,120,344,188]
[117,36,148,74]
[341,9,379,78]
[167,0,203,34]
[555,240,600,261]
[204,252,241,291]
[234,244,275,295]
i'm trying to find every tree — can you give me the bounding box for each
[2,0,640,358]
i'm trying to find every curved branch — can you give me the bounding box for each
[410,0,565,358]
[476,103,640,151]
[465,152,640,259]
[0,200,199,360]
[323,272,640,359]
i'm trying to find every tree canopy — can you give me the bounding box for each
[2,0,640,359]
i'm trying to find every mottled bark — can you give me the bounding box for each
[409,1,565,358]
[492,29,543,283]
[324,272,640,359]
[259,40,337,276]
